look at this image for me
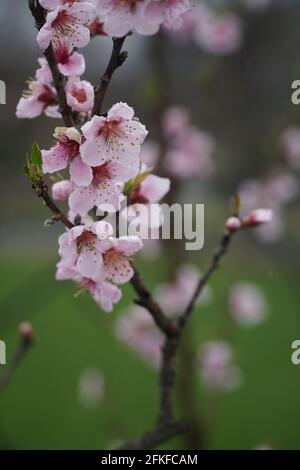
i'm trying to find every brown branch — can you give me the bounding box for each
[122,227,236,450]
[28,0,75,127]
[0,325,34,392]
[130,265,175,336]
[92,36,128,116]
[33,179,74,230]
[118,420,188,451]
[178,231,233,330]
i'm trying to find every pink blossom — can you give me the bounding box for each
[37,3,96,51]
[52,179,74,201]
[69,159,139,215]
[36,58,53,85]
[225,217,242,233]
[115,306,163,368]
[42,127,89,177]
[99,0,191,37]
[66,77,94,113]
[229,282,268,326]
[98,0,160,37]
[53,39,85,76]
[280,127,300,172]
[58,220,113,280]
[40,0,98,10]
[78,368,105,407]
[140,141,160,168]
[198,341,242,391]
[161,106,189,137]
[80,102,148,167]
[244,209,273,227]
[238,172,298,242]
[165,127,216,179]
[19,322,34,342]
[193,6,242,56]
[130,174,170,205]
[100,236,143,284]
[155,264,212,316]
[121,173,170,233]
[16,80,58,119]
[56,257,121,312]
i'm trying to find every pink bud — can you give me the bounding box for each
[19,322,33,343]
[244,209,273,227]
[225,216,242,232]
[52,180,73,202]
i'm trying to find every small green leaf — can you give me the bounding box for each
[123,179,134,195]
[31,142,42,167]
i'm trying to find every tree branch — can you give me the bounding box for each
[178,231,233,330]
[93,36,128,116]
[28,0,75,127]
[0,325,34,392]
[118,420,188,451]
[33,178,74,230]
[130,265,175,336]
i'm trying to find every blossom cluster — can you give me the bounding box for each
[168,0,272,56]
[162,106,216,179]
[16,0,179,311]
[18,93,172,310]
[168,2,243,56]
[36,0,192,44]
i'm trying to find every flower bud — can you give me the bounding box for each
[52,180,73,202]
[244,209,273,227]
[19,322,33,343]
[225,216,242,232]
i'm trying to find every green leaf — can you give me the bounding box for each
[24,164,31,178]
[31,142,42,167]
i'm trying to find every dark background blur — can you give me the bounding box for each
[0,0,300,450]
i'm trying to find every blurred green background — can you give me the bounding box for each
[1,0,300,450]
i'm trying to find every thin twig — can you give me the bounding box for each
[130,265,175,336]
[0,329,34,392]
[118,420,188,451]
[33,179,74,230]
[178,231,233,330]
[28,0,75,126]
[93,36,128,116]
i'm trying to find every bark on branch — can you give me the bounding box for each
[93,36,128,116]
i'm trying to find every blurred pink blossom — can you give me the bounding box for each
[115,306,163,368]
[198,341,242,391]
[78,367,105,407]
[280,127,300,172]
[229,282,268,326]
[155,263,212,316]
[163,107,216,179]
[193,6,242,56]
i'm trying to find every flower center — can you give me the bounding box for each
[52,11,70,30]
[98,120,121,142]
[92,164,110,185]
[77,231,96,252]
[54,42,70,65]
[38,85,57,105]
[72,86,87,103]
